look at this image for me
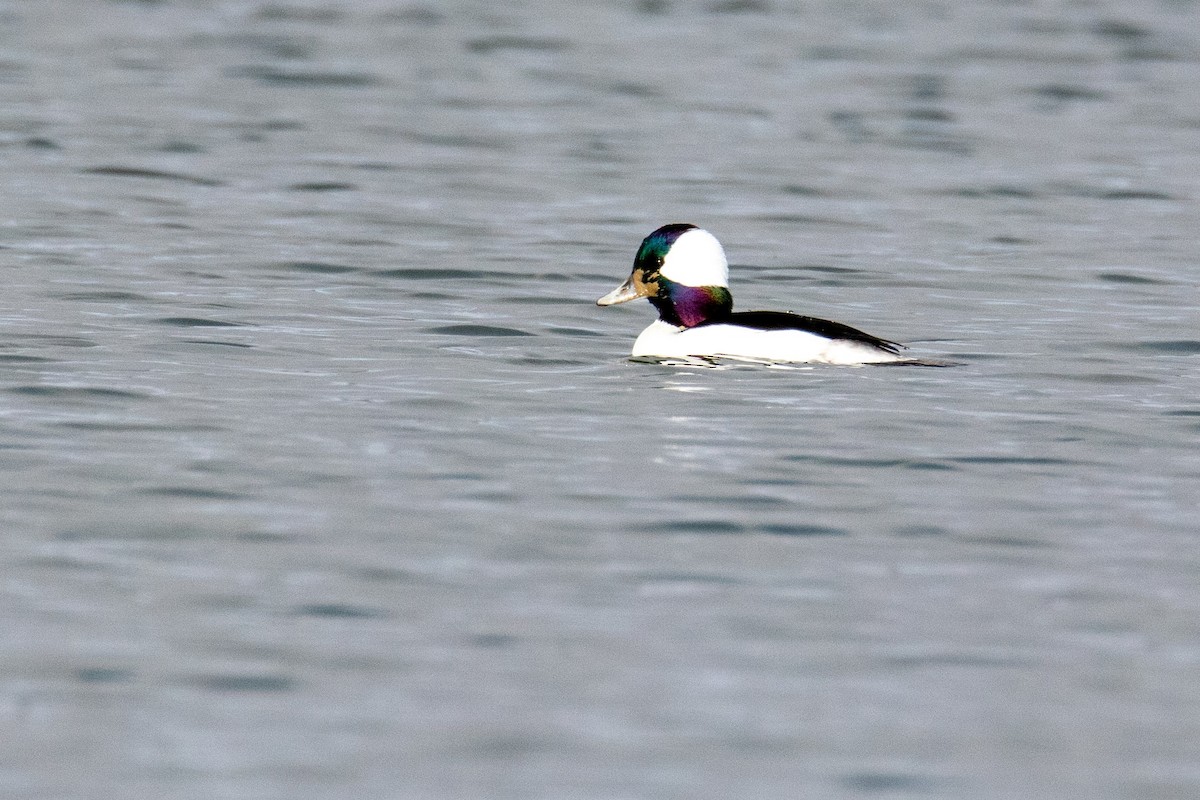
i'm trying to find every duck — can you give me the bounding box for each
[597,223,929,366]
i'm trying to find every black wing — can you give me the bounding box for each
[709,311,905,354]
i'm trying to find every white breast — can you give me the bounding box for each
[630,320,902,365]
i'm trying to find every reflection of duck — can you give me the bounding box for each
[598,224,919,365]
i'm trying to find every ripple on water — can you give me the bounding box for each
[544,326,603,337]
[464,35,573,55]
[292,603,389,619]
[287,181,357,192]
[269,261,363,275]
[1095,272,1171,285]
[425,324,534,337]
[1119,340,1200,355]
[841,771,951,794]
[8,385,155,401]
[0,354,55,364]
[947,455,1082,466]
[3,334,99,348]
[81,165,224,187]
[152,316,246,328]
[76,667,137,684]
[1038,371,1160,385]
[181,339,253,348]
[759,523,850,537]
[640,519,747,535]
[377,267,527,280]
[192,674,297,693]
[784,455,957,471]
[53,290,153,301]
[227,65,381,87]
[139,486,251,500]
[636,520,852,537]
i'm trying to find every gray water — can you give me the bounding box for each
[3,2,1200,798]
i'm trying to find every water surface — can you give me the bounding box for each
[3,2,1199,798]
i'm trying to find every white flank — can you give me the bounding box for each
[629,320,903,365]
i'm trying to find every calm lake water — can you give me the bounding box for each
[3,1,1200,798]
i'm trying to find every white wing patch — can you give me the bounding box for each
[658,229,729,288]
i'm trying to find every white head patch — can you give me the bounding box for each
[659,228,729,288]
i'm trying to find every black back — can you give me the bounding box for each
[698,311,904,354]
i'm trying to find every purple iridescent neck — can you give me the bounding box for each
[650,279,733,328]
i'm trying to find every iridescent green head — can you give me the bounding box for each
[597,224,732,327]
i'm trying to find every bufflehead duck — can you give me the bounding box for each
[598,223,928,366]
